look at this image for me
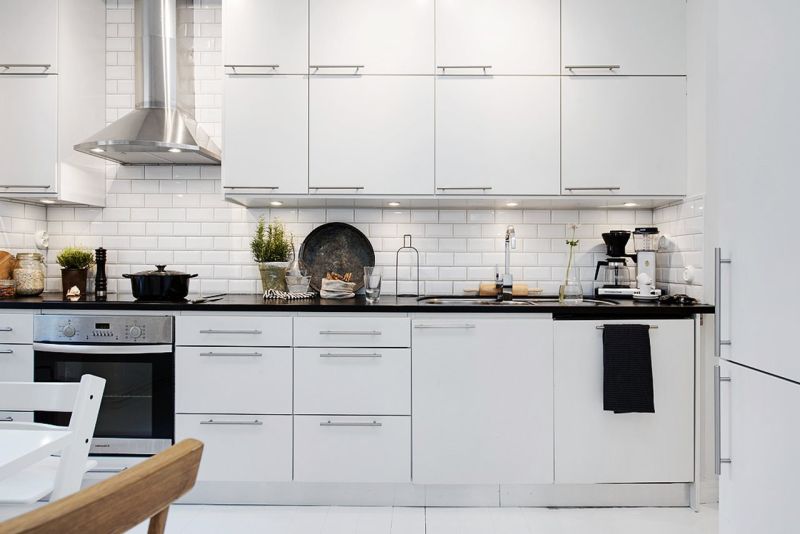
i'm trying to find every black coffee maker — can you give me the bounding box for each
[595,231,637,293]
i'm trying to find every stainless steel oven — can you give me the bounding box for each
[33,315,174,456]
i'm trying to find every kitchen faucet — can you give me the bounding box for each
[496,225,516,301]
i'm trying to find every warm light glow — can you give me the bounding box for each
[168,148,182,153]
[623,202,638,207]
[270,201,283,207]
[90,148,105,153]
[41,200,55,204]
[388,202,401,207]
[505,202,519,207]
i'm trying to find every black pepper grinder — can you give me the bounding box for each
[94,247,107,301]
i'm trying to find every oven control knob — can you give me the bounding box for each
[128,326,143,339]
[62,325,76,338]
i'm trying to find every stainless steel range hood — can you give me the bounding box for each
[74,0,221,165]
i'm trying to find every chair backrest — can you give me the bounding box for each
[0,439,204,534]
[0,375,106,500]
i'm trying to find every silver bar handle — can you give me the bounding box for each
[438,65,493,74]
[224,186,280,190]
[200,419,263,426]
[309,186,365,191]
[318,330,382,336]
[0,185,52,189]
[198,329,262,335]
[225,64,279,74]
[199,352,263,357]
[320,353,382,358]
[0,349,14,354]
[320,420,382,427]
[0,64,52,69]
[87,467,128,473]
[714,248,732,358]
[714,365,732,475]
[596,325,658,330]
[0,416,13,422]
[437,186,493,191]
[564,186,621,192]
[0,327,12,332]
[310,64,365,70]
[414,324,476,329]
[565,65,621,71]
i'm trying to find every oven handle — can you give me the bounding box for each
[33,343,173,355]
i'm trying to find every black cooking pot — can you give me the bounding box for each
[122,265,198,301]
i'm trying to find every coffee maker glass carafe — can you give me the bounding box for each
[596,258,632,288]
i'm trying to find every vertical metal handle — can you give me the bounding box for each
[714,365,732,475]
[714,248,732,357]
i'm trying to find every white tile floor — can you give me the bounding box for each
[120,505,719,534]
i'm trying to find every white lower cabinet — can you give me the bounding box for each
[0,411,33,423]
[294,348,410,415]
[553,319,694,483]
[412,316,554,485]
[175,414,292,483]
[294,415,411,483]
[0,344,33,381]
[176,347,292,414]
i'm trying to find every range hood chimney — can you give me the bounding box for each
[75,0,221,165]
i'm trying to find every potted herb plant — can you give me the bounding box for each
[251,217,292,292]
[56,247,94,298]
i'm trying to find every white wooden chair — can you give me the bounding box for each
[0,375,105,504]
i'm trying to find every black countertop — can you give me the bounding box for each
[0,293,714,319]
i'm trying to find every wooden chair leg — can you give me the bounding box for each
[147,506,170,534]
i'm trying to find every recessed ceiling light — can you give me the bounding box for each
[623,202,638,207]
[41,200,55,204]
[270,201,283,207]
[168,148,182,153]
[387,201,401,207]
[90,148,105,153]
[505,202,519,207]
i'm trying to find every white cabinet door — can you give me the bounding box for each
[436,76,560,195]
[0,76,58,192]
[0,314,34,344]
[412,316,553,484]
[222,76,308,194]
[553,319,694,483]
[562,0,686,76]
[310,0,433,75]
[719,362,800,534]
[562,76,686,196]
[294,415,411,483]
[223,0,307,74]
[176,316,292,347]
[294,316,410,348]
[0,0,59,73]
[175,414,292,483]
[0,345,33,382]
[436,0,560,75]
[309,76,434,195]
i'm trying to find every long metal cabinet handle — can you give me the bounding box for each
[320,353,382,358]
[318,330,382,336]
[714,248,732,357]
[310,64,365,70]
[596,325,658,330]
[414,324,476,329]
[565,65,621,71]
[199,352,263,357]
[0,327,12,332]
[437,186,493,191]
[309,186,365,191]
[714,365,732,475]
[198,329,262,335]
[224,186,280,190]
[0,416,13,422]
[200,419,263,426]
[564,186,621,192]
[87,467,128,473]
[225,64,279,74]
[437,65,493,74]
[0,185,52,189]
[0,64,52,69]
[320,421,382,427]
[0,349,14,354]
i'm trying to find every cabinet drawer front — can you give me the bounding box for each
[176,347,292,414]
[175,414,292,483]
[295,348,410,415]
[0,315,33,344]
[294,415,411,483]
[0,344,33,381]
[0,411,33,423]
[294,316,410,347]
[176,316,292,347]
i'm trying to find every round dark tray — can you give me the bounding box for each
[299,222,375,292]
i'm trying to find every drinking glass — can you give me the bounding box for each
[364,266,382,304]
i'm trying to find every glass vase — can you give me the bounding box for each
[258,262,288,292]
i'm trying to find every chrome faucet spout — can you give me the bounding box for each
[500,226,516,301]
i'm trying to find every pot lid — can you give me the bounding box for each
[129,265,194,277]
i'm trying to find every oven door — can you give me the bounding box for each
[33,343,174,456]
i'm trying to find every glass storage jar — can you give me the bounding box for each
[13,253,46,296]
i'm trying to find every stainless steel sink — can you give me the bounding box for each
[416,296,619,306]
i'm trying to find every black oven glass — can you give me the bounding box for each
[34,351,174,443]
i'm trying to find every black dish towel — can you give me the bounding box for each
[603,324,655,414]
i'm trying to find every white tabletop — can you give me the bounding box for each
[0,428,72,481]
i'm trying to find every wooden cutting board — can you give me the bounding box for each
[0,251,14,280]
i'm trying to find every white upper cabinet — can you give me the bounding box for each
[562,76,687,196]
[222,75,308,194]
[562,0,686,76]
[0,0,59,73]
[309,0,433,75]
[436,76,560,195]
[0,76,58,192]
[223,0,308,74]
[436,0,560,75]
[309,76,434,195]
